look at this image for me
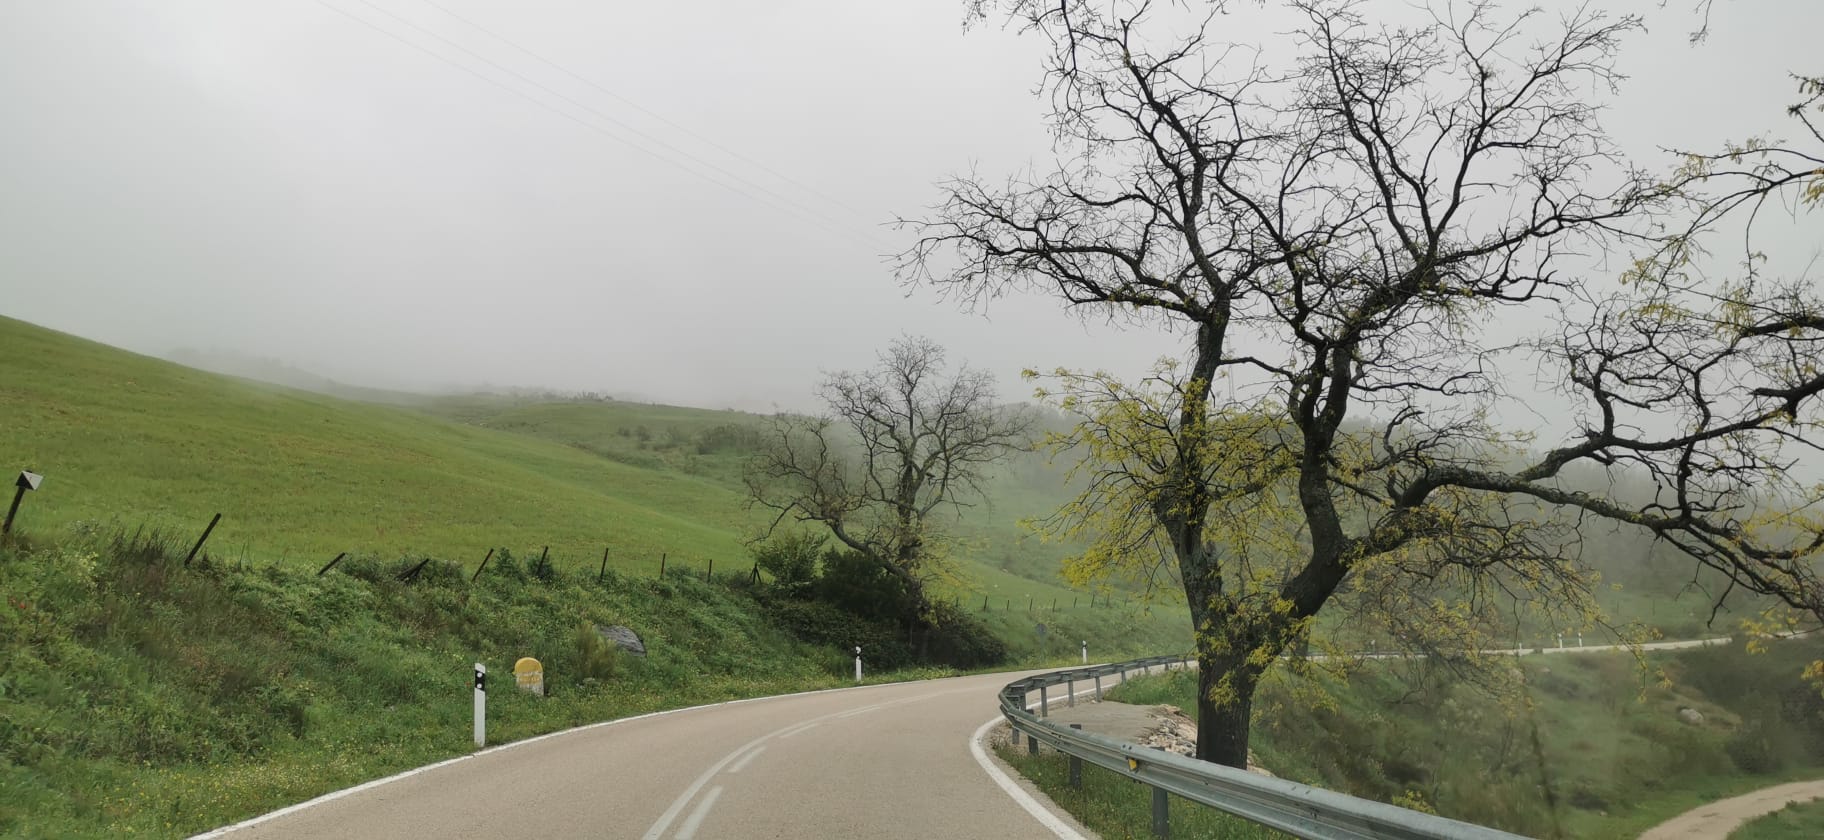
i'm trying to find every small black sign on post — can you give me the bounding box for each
[4,470,44,536]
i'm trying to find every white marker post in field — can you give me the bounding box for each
[854,646,863,683]
[1081,640,1088,664]
[473,663,486,748]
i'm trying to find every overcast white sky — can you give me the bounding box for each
[0,0,1817,413]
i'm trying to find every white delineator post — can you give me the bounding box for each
[1081,640,1088,664]
[854,646,863,683]
[473,663,487,748]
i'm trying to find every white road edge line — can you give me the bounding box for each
[969,714,1089,840]
[188,677,923,839]
[674,785,723,840]
[724,746,766,774]
[968,675,1125,840]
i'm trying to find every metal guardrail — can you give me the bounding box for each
[998,655,1531,840]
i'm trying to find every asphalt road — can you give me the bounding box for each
[199,670,1093,840]
[196,636,1751,839]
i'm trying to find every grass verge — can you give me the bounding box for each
[0,523,1188,838]
[1732,796,1824,839]
[992,738,1287,839]
[1096,641,1824,839]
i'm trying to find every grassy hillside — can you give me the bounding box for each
[413,394,1100,594]
[0,528,924,837]
[0,316,752,572]
[0,315,1107,611]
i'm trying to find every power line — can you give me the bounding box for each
[315,1,790,227]
[416,0,874,221]
[331,0,891,252]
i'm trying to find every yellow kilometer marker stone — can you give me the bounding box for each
[514,657,545,696]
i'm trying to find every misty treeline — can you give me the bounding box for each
[876,0,1824,766]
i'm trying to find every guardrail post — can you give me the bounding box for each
[1040,685,1050,717]
[1028,730,1039,756]
[1067,675,1076,707]
[1068,724,1084,787]
[1094,673,1103,700]
[1011,726,1021,746]
[1151,786,1169,838]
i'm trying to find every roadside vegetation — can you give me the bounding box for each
[0,525,1189,837]
[1733,798,1824,840]
[1085,639,1824,839]
[995,744,1288,840]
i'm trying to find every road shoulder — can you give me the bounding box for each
[1639,779,1824,839]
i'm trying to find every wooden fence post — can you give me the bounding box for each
[183,513,222,566]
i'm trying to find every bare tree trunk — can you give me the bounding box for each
[1196,657,1255,768]
[1187,588,1291,768]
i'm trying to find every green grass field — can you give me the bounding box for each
[0,315,1112,612]
[0,316,753,572]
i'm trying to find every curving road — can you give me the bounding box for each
[195,670,1095,840]
[193,636,1753,839]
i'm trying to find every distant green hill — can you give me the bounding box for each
[0,315,755,572]
[0,315,1096,607]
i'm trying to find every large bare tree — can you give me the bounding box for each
[902,0,1824,767]
[745,336,1032,613]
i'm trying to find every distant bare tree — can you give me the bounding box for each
[745,337,1032,612]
